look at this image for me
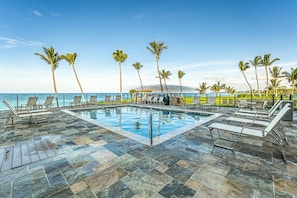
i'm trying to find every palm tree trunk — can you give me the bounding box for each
[265,66,269,96]
[255,68,261,96]
[179,79,183,93]
[51,68,59,107]
[72,65,85,102]
[164,79,168,92]
[242,71,254,96]
[156,58,163,93]
[119,63,122,102]
[137,71,143,90]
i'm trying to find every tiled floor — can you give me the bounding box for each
[0,105,297,198]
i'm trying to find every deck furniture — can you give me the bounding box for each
[208,103,291,163]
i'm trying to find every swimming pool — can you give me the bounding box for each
[67,105,220,145]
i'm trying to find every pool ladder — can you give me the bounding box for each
[149,109,153,145]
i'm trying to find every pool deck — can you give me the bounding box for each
[0,105,297,197]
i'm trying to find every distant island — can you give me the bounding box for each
[133,85,197,93]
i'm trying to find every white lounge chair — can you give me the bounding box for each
[208,103,291,163]
[226,103,291,127]
[152,95,159,104]
[187,96,200,109]
[70,96,82,107]
[141,95,147,104]
[202,96,216,110]
[234,100,282,119]
[105,95,111,105]
[237,100,280,114]
[114,95,121,104]
[235,100,248,110]
[3,99,52,128]
[158,96,164,105]
[87,95,97,106]
[39,96,54,109]
[146,96,153,104]
[17,96,38,111]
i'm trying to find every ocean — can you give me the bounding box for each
[0,92,231,111]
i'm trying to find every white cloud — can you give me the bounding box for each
[0,37,44,48]
[33,10,42,16]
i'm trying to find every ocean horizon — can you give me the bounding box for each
[0,92,233,110]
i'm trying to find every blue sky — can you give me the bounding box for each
[0,0,297,93]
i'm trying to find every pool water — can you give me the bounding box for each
[75,106,211,139]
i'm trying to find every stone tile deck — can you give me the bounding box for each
[0,106,296,198]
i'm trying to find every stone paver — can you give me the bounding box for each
[0,106,296,197]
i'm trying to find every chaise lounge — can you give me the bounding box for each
[3,99,53,128]
[207,103,290,163]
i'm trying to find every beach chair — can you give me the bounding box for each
[17,96,38,111]
[187,96,200,109]
[207,104,291,163]
[235,100,247,110]
[141,95,147,104]
[105,95,111,105]
[152,96,159,104]
[3,99,52,128]
[226,103,291,127]
[158,96,164,105]
[88,95,97,106]
[115,95,121,104]
[234,100,282,119]
[146,96,153,104]
[39,96,54,109]
[70,96,82,107]
[202,96,216,110]
[253,100,268,110]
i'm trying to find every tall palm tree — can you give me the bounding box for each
[35,46,61,107]
[113,50,128,102]
[195,82,209,95]
[60,53,85,102]
[225,86,236,95]
[178,70,185,93]
[268,79,281,97]
[269,66,282,97]
[249,56,262,96]
[129,89,136,102]
[210,81,226,96]
[238,61,253,96]
[132,62,144,90]
[282,67,297,95]
[260,54,280,96]
[146,41,168,93]
[160,69,172,93]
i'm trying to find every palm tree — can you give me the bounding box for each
[35,46,61,107]
[238,61,253,96]
[225,86,236,95]
[160,69,172,93]
[282,67,297,95]
[260,54,280,96]
[178,70,185,93]
[60,53,85,102]
[129,89,136,102]
[210,81,226,96]
[249,56,262,96]
[113,50,128,102]
[195,82,209,95]
[146,41,168,93]
[132,62,144,90]
[268,79,281,97]
[269,66,283,97]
